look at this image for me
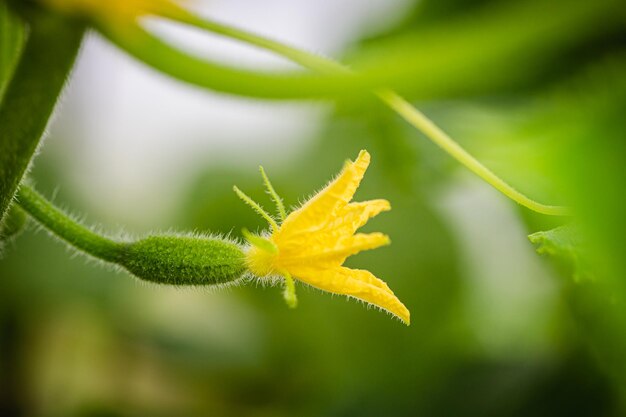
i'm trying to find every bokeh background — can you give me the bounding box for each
[1,0,625,415]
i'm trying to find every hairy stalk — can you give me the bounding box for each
[16,185,248,285]
[259,166,287,222]
[282,271,297,308]
[233,186,280,232]
[16,185,123,262]
[0,4,84,222]
[163,10,568,216]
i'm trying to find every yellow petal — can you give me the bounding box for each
[277,150,370,238]
[342,267,392,292]
[330,199,391,235]
[289,266,410,325]
[278,232,390,267]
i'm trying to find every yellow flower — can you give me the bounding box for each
[235,150,410,325]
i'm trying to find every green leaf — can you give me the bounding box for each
[528,225,590,281]
[0,1,25,101]
[0,3,85,224]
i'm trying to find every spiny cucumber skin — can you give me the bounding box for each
[121,235,247,286]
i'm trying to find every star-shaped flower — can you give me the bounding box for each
[235,150,410,325]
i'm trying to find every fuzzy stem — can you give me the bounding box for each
[282,271,298,309]
[166,10,568,217]
[15,185,123,262]
[0,4,84,222]
[17,184,247,285]
[259,166,287,222]
[233,186,279,232]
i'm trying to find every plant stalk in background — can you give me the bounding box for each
[55,0,569,216]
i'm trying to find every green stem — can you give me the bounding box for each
[99,21,362,99]
[376,90,569,216]
[233,186,279,232]
[0,4,84,222]
[164,10,569,216]
[103,0,616,100]
[167,9,348,76]
[17,184,247,285]
[282,271,298,309]
[16,185,123,263]
[260,166,287,222]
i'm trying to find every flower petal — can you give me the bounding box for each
[277,150,370,238]
[290,266,410,325]
[279,232,390,267]
[330,199,391,235]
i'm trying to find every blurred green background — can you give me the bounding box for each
[1,0,625,415]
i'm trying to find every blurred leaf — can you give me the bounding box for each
[350,0,623,98]
[529,226,590,282]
